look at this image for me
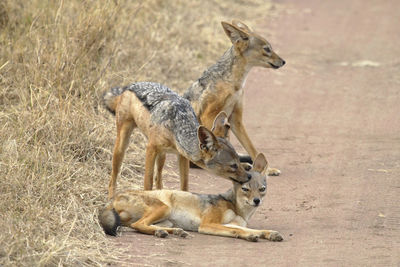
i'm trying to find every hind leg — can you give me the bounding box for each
[109,119,135,199]
[238,154,253,164]
[131,203,188,238]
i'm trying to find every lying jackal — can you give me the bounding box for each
[183,20,285,175]
[99,153,283,242]
[103,82,249,199]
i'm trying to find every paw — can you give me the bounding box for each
[155,229,169,238]
[266,231,283,242]
[245,234,259,242]
[268,167,281,176]
[173,228,189,238]
[239,155,253,164]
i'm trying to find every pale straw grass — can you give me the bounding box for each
[0,0,278,265]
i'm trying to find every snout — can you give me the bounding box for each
[270,58,285,69]
[268,51,286,69]
[230,171,251,184]
[253,198,261,206]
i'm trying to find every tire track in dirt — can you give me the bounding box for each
[114,0,400,265]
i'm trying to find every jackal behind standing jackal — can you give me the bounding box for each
[99,153,283,242]
[103,82,249,199]
[183,20,285,175]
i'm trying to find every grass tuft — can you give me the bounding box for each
[0,0,278,265]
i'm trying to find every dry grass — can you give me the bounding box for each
[0,0,278,265]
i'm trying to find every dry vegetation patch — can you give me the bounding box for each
[0,0,278,265]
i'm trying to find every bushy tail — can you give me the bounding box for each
[102,86,127,115]
[99,206,121,236]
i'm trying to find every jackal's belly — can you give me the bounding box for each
[168,208,201,231]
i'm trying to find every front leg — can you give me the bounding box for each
[259,230,284,241]
[178,155,189,191]
[155,152,166,189]
[223,224,284,242]
[144,144,157,190]
[230,104,281,176]
[198,223,260,242]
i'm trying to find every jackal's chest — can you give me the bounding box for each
[202,84,243,119]
[222,89,243,116]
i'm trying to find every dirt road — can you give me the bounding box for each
[115,0,400,265]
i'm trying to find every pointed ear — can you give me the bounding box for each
[198,126,218,152]
[232,19,253,33]
[253,153,269,174]
[211,111,230,138]
[221,21,250,49]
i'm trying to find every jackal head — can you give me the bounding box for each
[221,20,285,69]
[197,111,249,184]
[235,153,268,209]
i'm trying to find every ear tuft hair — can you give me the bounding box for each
[231,19,253,33]
[198,126,218,152]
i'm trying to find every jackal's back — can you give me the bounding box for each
[183,47,235,103]
[130,82,200,158]
[103,82,201,160]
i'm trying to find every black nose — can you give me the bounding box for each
[282,60,286,66]
[253,198,260,206]
[247,173,252,179]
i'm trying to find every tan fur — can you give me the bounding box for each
[100,153,283,242]
[107,89,248,199]
[185,20,285,176]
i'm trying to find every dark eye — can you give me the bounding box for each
[242,187,249,192]
[259,187,266,192]
[264,47,271,54]
[230,163,238,169]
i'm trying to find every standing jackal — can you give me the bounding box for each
[103,82,249,199]
[99,153,283,242]
[183,20,285,175]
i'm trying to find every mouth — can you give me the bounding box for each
[269,63,280,69]
[246,201,259,207]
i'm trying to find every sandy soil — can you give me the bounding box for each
[112,0,400,265]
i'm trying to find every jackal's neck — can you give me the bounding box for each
[222,186,257,222]
[209,46,251,88]
[173,122,203,162]
[183,47,251,102]
[226,47,252,89]
[221,188,235,203]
